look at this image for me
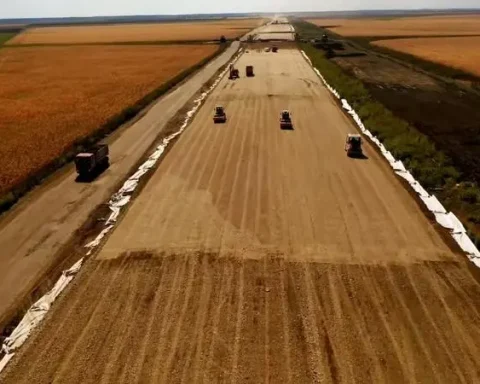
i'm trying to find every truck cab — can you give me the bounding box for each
[74,144,109,180]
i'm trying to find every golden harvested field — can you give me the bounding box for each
[0,44,217,194]
[372,36,480,77]
[8,19,265,45]
[307,15,480,36]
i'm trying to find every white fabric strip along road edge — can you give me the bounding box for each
[300,50,480,265]
[0,258,83,368]
[0,48,244,375]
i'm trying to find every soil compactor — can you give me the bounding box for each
[280,110,293,130]
[228,64,239,79]
[213,106,227,123]
[345,134,363,157]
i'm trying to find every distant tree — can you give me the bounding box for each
[220,35,227,43]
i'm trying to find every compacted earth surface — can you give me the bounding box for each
[2,24,480,384]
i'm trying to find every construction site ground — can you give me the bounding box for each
[2,45,480,383]
[333,51,480,185]
[0,42,240,333]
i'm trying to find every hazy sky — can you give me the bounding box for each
[1,0,479,19]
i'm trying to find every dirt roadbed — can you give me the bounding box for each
[333,52,480,185]
[3,254,480,383]
[2,46,480,383]
[0,41,240,333]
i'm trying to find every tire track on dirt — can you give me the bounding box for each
[357,266,413,382]
[218,92,254,253]
[98,260,154,384]
[274,98,293,256]
[226,93,257,378]
[193,94,238,252]
[49,260,132,383]
[434,265,480,322]
[132,256,173,383]
[253,88,266,243]
[192,89,246,254]
[230,261,245,383]
[146,256,188,381]
[383,266,453,382]
[263,256,271,383]
[166,92,240,248]
[115,258,166,384]
[207,91,250,256]
[12,259,129,383]
[335,266,391,382]
[401,268,476,382]
[238,95,257,250]
[139,105,220,250]
[159,257,198,382]
[74,263,143,383]
[422,268,480,377]
[202,261,233,382]
[278,258,293,383]
[177,259,211,384]
[299,264,325,383]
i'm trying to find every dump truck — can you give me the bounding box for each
[213,106,227,123]
[345,134,363,157]
[280,110,293,130]
[74,144,109,179]
[246,65,254,77]
[228,64,239,79]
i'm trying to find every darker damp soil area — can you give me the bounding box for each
[333,52,480,185]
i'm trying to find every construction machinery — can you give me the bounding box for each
[228,64,239,79]
[74,144,109,180]
[345,134,363,157]
[280,110,293,130]
[213,106,227,123]
[272,46,278,53]
[246,65,254,77]
[312,32,344,55]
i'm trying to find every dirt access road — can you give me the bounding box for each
[0,41,240,331]
[243,18,296,42]
[3,47,480,383]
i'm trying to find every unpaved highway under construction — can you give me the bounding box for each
[3,46,480,383]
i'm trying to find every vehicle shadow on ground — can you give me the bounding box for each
[348,153,369,160]
[75,162,110,183]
